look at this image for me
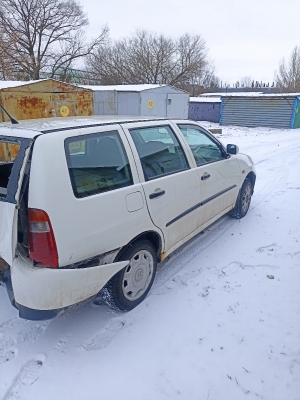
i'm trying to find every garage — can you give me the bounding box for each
[79,84,189,119]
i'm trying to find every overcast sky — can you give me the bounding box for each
[81,0,298,85]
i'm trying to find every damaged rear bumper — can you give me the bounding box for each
[9,255,129,320]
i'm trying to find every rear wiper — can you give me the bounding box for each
[0,104,19,124]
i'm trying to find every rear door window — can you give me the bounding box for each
[129,125,189,180]
[65,130,133,198]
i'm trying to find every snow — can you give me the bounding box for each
[0,81,41,89]
[78,84,168,92]
[190,96,221,103]
[0,79,84,90]
[1,123,300,400]
[201,92,300,98]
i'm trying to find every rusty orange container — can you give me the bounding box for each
[0,79,93,122]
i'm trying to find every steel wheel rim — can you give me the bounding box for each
[122,249,154,301]
[241,184,252,213]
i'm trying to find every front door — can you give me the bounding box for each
[122,122,201,252]
[176,123,241,226]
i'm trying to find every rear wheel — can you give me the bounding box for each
[103,240,157,311]
[230,178,252,219]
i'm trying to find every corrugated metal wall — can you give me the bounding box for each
[220,96,297,128]
[188,102,220,122]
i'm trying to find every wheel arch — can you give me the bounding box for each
[115,231,163,263]
[245,171,256,194]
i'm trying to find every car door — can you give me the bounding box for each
[121,121,202,253]
[176,123,241,226]
[0,134,33,266]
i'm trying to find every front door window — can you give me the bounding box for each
[177,124,225,166]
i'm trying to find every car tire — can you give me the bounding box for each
[230,178,252,219]
[102,240,157,311]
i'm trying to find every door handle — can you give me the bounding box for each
[201,173,210,181]
[149,190,165,199]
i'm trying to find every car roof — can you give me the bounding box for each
[0,115,169,138]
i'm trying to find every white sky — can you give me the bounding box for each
[81,0,298,85]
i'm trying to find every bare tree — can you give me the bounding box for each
[275,46,300,92]
[87,30,217,92]
[0,0,108,80]
[239,76,252,88]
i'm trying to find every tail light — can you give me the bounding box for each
[28,208,58,268]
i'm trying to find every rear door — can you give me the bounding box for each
[0,134,33,266]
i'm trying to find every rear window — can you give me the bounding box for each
[65,130,133,198]
[0,141,21,198]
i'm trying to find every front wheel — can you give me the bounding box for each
[102,240,157,311]
[230,178,252,219]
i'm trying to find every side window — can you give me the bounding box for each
[65,131,133,198]
[178,124,225,166]
[129,125,189,180]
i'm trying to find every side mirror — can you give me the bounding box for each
[227,144,239,155]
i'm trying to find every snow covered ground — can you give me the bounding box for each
[1,123,299,400]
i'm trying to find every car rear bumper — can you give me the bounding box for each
[10,255,128,320]
[16,302,72,320]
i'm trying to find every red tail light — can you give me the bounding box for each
[28,208,58,268]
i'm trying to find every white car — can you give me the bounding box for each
[0,116,256,320]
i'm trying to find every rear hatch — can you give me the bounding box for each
[0,131,34,266]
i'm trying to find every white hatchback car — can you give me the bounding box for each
[0,116,256,320]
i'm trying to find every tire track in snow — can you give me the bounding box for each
[153,267,202,295]
[153,215,235,289]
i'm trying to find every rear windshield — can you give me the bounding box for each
[0,141,21,198]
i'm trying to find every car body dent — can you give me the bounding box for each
[12,254,129,310]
